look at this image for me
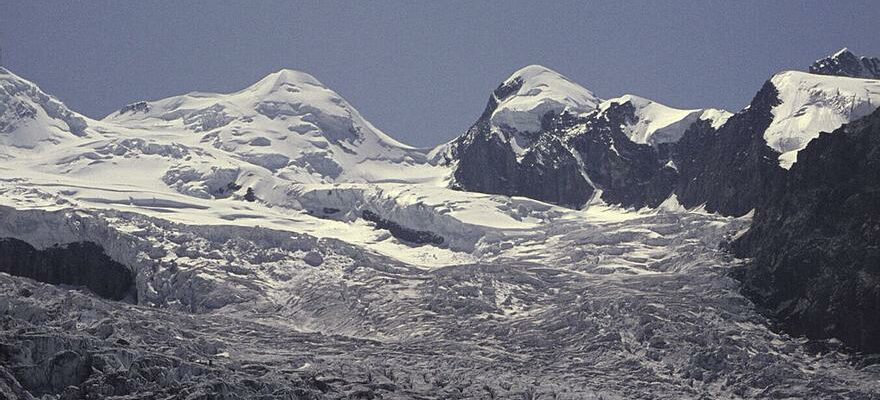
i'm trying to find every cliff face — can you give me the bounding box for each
[673,81,786,217]
[733,107,880,353]
[566,102,678,208]
[0,238,137,302]
[448,67,790,215]
[448,79,595,209]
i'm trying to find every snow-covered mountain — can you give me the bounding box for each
[3,50,880,398]
[443,52,880,216]
[441,64,732,209]
[673,59,880,215]
[487,65,600,147]
[103,69,439,184]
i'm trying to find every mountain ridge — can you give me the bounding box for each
[444,50,880,215]
[3,48,880,398]
[810,47,880,79]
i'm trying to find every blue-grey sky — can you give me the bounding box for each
[3,1,879,147]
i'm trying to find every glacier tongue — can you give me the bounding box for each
[1,191,879,398]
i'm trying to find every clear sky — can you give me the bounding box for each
[3,1,879,147]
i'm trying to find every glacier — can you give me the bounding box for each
[1,59,880,399]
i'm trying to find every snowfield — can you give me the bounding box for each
[597,94,731,146]
[766,71,880,168]
[1,66,880,399]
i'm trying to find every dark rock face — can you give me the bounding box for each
[672,81,786,217]
[448,83,594,209]
[447,84,756,215]
[243,187,257,202]
[810,49,880,79]
[0,238,136,302]
[566,103,678,208]
[516,132,594,208]
[450,77,789,217]
[733,107,880,353]
[361,210,444,246]
[117,100,151,115]
[449,61,880,217]
[449,75,793,214]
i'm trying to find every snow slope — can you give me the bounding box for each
[596,94,731,146]
[103,69,442,183]
[766,71,880,168]
[0,69,577,267]
[490,65,601,135]
[0,68,90,155]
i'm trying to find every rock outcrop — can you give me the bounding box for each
[810,48,880,79]
[672,81,786,216]
[0,238,136,302]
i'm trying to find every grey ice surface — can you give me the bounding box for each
[0,207,879,399]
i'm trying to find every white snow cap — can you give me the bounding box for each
[597,94,731,145]
[106,68,410,147]
[96,68,444,184]
[766,70,880,168]
[490,65,601,133]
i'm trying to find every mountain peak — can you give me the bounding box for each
[490,65,600,134]
[809,48,880,79]
[243,68,326,97]
[504,64,565,83]
[832,47,852,57]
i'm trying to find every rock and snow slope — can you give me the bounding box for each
[597,94,731,146]
[445,55,880,214]
[735,106,880,354]
[488,65,600,142]
[444,64,733,209]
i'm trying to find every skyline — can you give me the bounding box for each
[3,1,880,147]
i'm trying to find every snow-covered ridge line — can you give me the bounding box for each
[103,68,412,147]
[596,94,732,145]
[810,47,880,79]
[95,68,444,185]
[0,68,91,153]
